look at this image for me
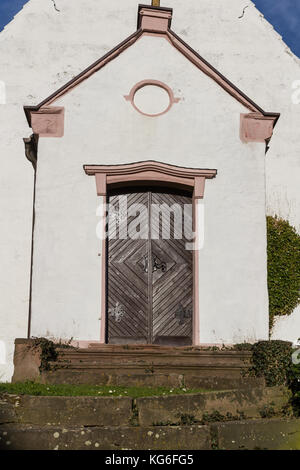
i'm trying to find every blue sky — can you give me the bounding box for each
[254,0,300,57]
[0,0,29,30]
[0,0,299,57]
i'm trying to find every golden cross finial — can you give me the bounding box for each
[152,0,160,6]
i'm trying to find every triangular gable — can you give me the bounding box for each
[24,4,279,144]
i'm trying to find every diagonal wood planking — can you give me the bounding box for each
[107,190,193,345]
[107,192,149,343]
[151,193,193,344]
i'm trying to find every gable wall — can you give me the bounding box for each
[30,35,269,344]
[0,0,299,380]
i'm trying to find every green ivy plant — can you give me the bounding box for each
[267,216,300,330]
[244,340,300,416]
[289,353,300,417]
[30,338,58,371]
[246,340,293,387]
[29,337,75,371]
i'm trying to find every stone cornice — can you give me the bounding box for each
[84,160,217,199]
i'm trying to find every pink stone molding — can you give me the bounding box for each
[23,29,143,129]
[193,199,200,345]
[30,107,65,138]
[124,79,180,117]
[139,7,172,32]
[84,160,217,345]
[240,113,277,143]
[194,177,206,200]
[84,161,217,198]
[95,174,107,197]
[24,5,279,143]
[99,200,107,344]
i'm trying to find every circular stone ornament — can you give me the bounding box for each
[125,80,180,117]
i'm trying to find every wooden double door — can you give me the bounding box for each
[106,188,193,345]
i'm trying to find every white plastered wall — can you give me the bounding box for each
[30,34,269,344]
[0,0,299,380]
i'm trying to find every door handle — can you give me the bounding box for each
[152,254,166,273]
[143,254,166,273]
[142,255,149,273]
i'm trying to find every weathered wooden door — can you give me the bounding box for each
[107,188,193,345]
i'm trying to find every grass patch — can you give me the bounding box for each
[0,381,209,399]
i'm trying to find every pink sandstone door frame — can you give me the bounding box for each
[84,161,217,346]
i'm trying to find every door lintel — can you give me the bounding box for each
[84,160,217,199]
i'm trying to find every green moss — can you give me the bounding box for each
[28,337,75,371]
[289,358,300,417]
[232,343,253,351]
[246,340,293,387]
[153,411,247,427]
[177,413,199,425]
[258,404,276,419]
[242,340,300,417]
[28,338,58,371]
[0,381,208,399]
[201,410,246,424]
[129,399,139,426]
[267,216,300,330]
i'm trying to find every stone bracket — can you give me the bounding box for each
[240,113,278,143]
[30,106,65,138]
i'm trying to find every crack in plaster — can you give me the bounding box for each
[238,5,249,19]
[51,0,60,12]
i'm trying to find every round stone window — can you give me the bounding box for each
[134,84,171,116]
[125,80,179,117]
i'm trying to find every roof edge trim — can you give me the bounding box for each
[24,28,143,126]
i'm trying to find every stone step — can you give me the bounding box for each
[44,347,252,386]
[136,386,290,426]
[50,361,249,372]
[86,344,241,351]
[0,386,289,427]
[57,347,252,363]
[54,359,250,368]
[1,419,299,450]
[42,369,264,390]
[0,395,132,427]
[0,387,295,450]
[0,424,211,450]
[53,348,251,376]
[13,339,252,386]
[212,418,300,450]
